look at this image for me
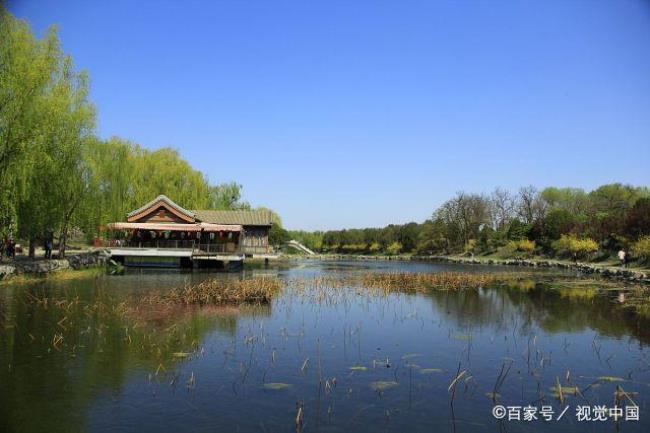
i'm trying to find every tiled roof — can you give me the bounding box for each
[193,209,273,226]
[127,194,195,219]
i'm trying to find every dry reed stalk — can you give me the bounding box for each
[143,277,284,306]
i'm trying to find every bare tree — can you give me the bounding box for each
[517,186,547,224]
[490,187,516,230]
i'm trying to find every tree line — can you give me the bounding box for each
[0,9,249,257]
[289,184,650,264]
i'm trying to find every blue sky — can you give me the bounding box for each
[8,0,650,230]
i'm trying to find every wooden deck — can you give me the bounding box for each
[108,243,278,268]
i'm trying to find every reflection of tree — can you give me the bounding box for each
[424,283,650,345]
[0,280,271,433]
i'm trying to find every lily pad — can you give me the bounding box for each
[370,381,399,392]
[262,382,292,390]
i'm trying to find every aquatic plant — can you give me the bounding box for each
[143,277,284,306]
[361,272,498,292]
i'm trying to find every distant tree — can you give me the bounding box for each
[269,224,290,247]
[398,222,420,252]
[210,182,248,210]
[507,219,531,241]
[625,198,650,239]
[436,192,490,250]
[517,186,547,224]
[490,187,516,230]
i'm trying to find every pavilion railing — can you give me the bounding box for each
[109,240,273,255]
[194,244,238,254]
[113,240,197,249]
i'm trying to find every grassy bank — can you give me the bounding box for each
[0,267,104,286]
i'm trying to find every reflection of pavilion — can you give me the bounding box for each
[107,195,277,268]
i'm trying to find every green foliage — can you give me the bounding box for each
[287,230,323,252]
[632,237,650,265]
[268,224,290,247]
[301,183,648,260]
[626,198,650,239]
[507,219,531,241]
[79,139,248,240]
[0,8,255,253]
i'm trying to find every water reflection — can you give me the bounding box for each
[1,261,649,433]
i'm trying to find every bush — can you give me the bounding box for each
[632,236,650,265]
[509,239,535,252]
[501,239,535,258]
[386,241,402,255]
[463,239,477,254]
[552,234,598,260]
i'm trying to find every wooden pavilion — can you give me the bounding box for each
[107,195,274,268]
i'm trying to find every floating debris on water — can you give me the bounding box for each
[420,368,444,374]
[349,365,368,371]
[262,382,292,390]
[599,376,626,382]
[370,381,399,392]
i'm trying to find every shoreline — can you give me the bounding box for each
[2,249,648,285]
[0,250,109,281]
[291,253,650,284]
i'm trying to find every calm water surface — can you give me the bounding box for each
[1,260,649,433]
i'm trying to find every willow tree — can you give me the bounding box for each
[0,9,59,239]
[13,38,95,257]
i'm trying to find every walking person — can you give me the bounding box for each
[6,237,15,259]
[44,233,53,259]
[618,249,626,267]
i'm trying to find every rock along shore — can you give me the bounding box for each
[0,250,110,280]
[414,255,650,284]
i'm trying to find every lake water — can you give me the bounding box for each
[1,260,649,433]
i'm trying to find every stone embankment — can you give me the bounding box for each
[417,255,650,284]
[0,250,109,280]
[294,253,649,284]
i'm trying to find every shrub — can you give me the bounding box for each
[386,241,402,255]
[552,234,598,259]
[501,239,535,258]
[508,239,535,252]
[463,239,477,254]
[632,236,650,265]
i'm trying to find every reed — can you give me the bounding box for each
[143,277,284,306]
[361,272,499,293]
